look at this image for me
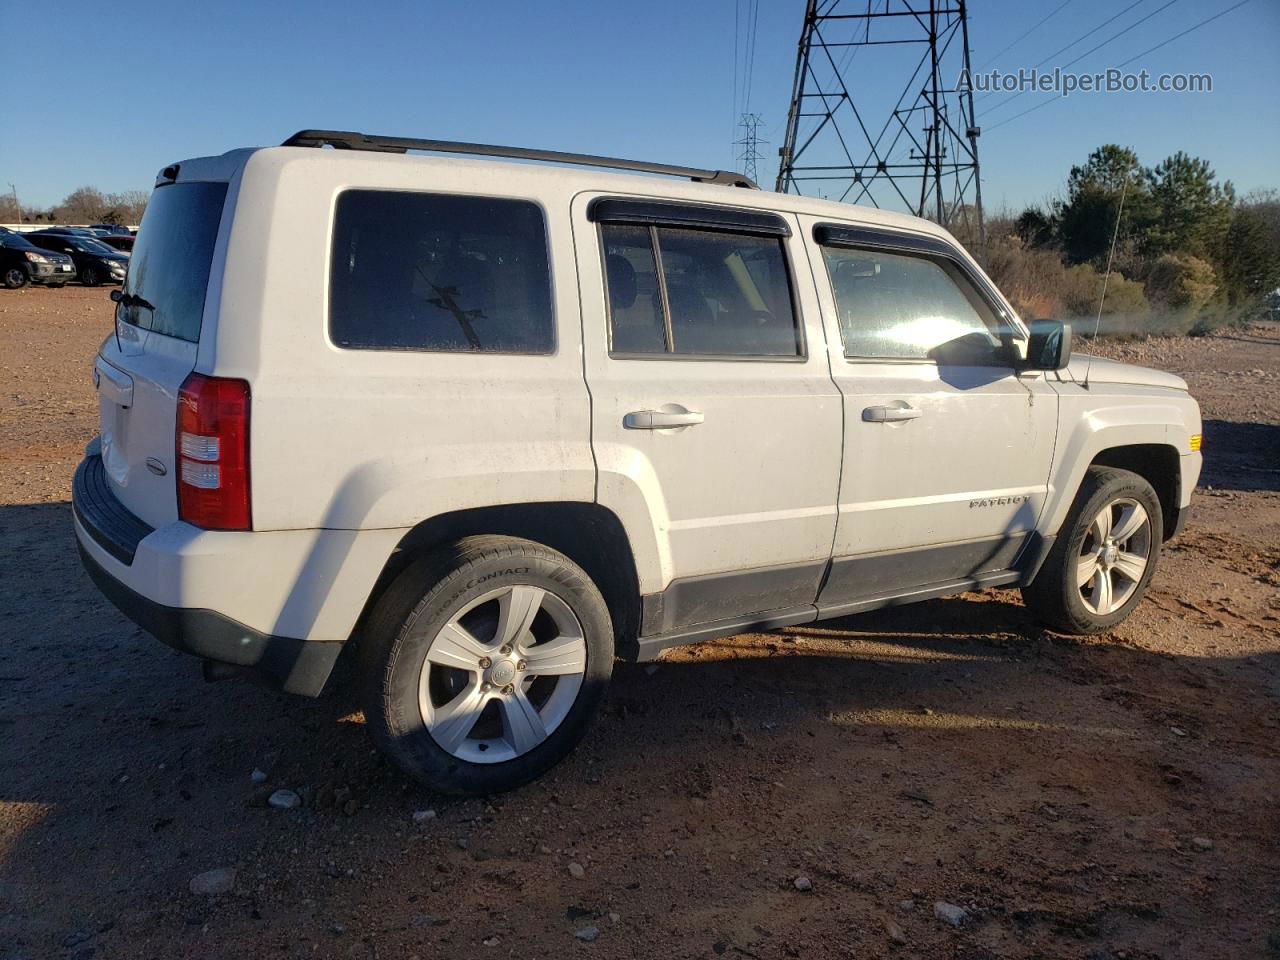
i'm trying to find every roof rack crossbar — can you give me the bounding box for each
[281,130,759,189]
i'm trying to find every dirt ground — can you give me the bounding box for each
[1,285,1277,960]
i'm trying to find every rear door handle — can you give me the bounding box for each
[862,403,922,423]
[623,408,705,430]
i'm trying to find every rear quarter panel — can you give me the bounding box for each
[207,148,595,532]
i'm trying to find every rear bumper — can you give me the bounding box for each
[77,541,341,695]
[72,452,403,696]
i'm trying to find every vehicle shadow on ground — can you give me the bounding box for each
[2,500,1278,958]
[1201,419,1280,492]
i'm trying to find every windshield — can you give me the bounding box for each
[71,238,116,255]
[0,234,37,250]
[118,181,227,342]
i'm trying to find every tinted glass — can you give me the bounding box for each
[330,190,554,354]
[601,224,666,354]
[72,238,115,255]
[119,182,227,342]
[822,246,1000,361]
[660,229,798,358]
[656,228,798,357]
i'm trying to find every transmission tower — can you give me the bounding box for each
[734,113,768,185]
[777,0,985,251]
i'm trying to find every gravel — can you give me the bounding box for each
[189,868,237,896]
[267,789,301,809]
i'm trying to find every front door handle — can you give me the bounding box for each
[624,407,705,430]
[862,403,922,423]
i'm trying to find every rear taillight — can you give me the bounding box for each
[176,373,251,530]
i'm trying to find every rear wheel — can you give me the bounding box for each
[3,266,28,289]
[1022,466,1163,634]
[358,536,613,795]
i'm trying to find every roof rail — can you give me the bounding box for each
[281,130,759,190]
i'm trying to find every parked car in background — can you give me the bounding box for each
[90,224,133,236]
[98,234,135,253]
[25,232,128,286]
[0,232,76,288]
[33,226,99,237]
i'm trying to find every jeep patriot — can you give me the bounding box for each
[73,130,1202,793]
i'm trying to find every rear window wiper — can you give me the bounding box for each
[109,290,158,351]
[112,290,156,312]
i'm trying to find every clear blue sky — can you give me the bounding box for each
[3,0,1276,213]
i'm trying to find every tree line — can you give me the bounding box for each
[0,186,149,226]
[969,145,1279,336]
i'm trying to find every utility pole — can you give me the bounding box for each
[734,113,767,185]
[776,0,985,254]
[7,184,20,225]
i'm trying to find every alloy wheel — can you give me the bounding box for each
[418,585,587,764]
[1076,497,1152,615]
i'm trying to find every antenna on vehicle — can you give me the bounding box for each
[1083,163,1133,390]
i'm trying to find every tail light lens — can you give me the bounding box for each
[176,373,251,530]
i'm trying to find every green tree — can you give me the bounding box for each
[1055,145,1151,264]
[1144,152,1234,259]
[1221,192,1280,304]
[1013,205,1055,248]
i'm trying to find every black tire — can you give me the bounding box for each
[357,535,614,795]
[1021,466,1163,634]
[80,266,101,287]
[3,266,28,289]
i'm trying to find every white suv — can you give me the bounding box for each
[74,130,1202,794]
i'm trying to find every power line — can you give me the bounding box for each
[983,0,1183,117]
[743,0,761,112]
[978,0,1075,70]
[1115,0,1253,68]
[975,0,1147,102]
[732,0,740,155]
[987,0,1255,133]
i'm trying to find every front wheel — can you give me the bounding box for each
[1022,466,1163,634]
[358,536,613,795]
[3,266,28,289]
[80,266,101,286]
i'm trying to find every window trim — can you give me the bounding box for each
[598,221,807,363]
[813,222,1026,365]
[589,197,790,237]
[326,187,559,357]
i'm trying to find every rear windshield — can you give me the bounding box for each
[118,181,227,342]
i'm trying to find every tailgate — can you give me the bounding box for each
[94,181,228,529]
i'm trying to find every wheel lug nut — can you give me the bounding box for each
[517,660,527,671]
[481,682,492,692]
[500,645,511,655]
[479,657,491,669]
[502,684,514,695]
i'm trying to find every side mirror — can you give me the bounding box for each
[110,289,123,302]
[1022,320,1072,371]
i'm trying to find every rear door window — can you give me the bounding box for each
[119,181,228,342]
[601,224,800,358]
[329,190,554,354]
